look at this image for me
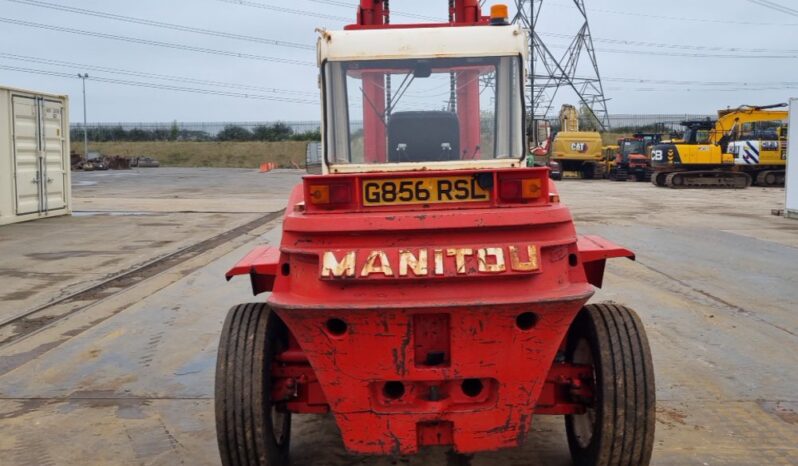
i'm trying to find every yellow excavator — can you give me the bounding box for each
[550,104,605,179]
[651,104,788,188]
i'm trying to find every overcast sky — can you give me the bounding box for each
[0,0,796,123]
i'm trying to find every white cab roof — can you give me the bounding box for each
[317,25,528,63]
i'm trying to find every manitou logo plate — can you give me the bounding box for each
[320,245,540,280]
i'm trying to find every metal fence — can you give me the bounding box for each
[604,114,713,132]
[70,121,322,142]
[71,115,714,142]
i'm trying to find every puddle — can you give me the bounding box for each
[78,172,141,178]
[72,211,157,217]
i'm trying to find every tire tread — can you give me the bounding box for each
[566,303,656,466]
[215,303,291,466]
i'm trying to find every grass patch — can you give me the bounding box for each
[72,141,310,168]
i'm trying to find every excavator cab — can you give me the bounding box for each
[680,120,716,144]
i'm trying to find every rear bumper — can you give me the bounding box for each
[273,293,591,455]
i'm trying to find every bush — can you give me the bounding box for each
[216,125,253,141]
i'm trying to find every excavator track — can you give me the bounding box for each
[754,170,785,187]
[652,170,750,189]
[662,171,751,189]
[652,171,668,187]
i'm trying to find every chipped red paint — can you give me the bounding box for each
[225,169,637,455]
[225,245,280,295]
[577,235,635,288]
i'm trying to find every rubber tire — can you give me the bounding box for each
[216,303,292,466]
[565,303,656,466]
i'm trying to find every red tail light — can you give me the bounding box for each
[305,177,356,210]
[497,172,548,204]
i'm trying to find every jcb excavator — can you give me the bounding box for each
[651,104,788,188]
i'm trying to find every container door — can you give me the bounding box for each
[41,99,67,211]
[12,95,41,215]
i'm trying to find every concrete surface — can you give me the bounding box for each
[0,170,796,465]
[0,168,302,325]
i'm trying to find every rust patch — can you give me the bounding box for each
[657,406,688,428]
[759,401,798,425]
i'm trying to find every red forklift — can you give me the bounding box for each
[219,2,655,465]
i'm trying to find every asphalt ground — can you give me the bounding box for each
[0,168,796,465]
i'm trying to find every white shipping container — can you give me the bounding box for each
[787,98,798,220]
[0,85,71,226]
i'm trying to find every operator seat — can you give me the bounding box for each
[388,111,460,162]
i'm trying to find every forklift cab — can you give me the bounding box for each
[319,24,527,174]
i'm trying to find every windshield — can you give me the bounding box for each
[621,140,646,156]
[324,56,524,165]
[683,127,712,144]
[739,120,785,141]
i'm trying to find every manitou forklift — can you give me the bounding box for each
[219,2,655,465]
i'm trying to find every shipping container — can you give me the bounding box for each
[787,98,798,220]
[0,85,71,226]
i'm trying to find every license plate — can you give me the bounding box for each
[362,176,490,206]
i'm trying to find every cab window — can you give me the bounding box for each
[324,56,524,165]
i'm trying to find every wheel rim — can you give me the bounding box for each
[672,174,684,186]
[766,174,776,185]
[571,338,596,449]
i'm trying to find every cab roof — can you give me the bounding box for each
[317,25,528,63]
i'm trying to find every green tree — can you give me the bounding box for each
[217,125,253,141]
[253,122,294,141]
[169,120,180,141]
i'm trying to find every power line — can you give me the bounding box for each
[545,1,798,26]
[0,17,316,66]
[0,52,318,96]
[215,0,350,22]
[302,0,440,21]
[15,0,786,59]
[603,76,798,87]
[593,46,798,59]
[10,51,793,97]
[544,41,798,59]
[540,30,798,54]
[605,85,798,93]
[17,0,782,62]
[745,0,798,17]
[0,64,318,104]
[4,0,315,50]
